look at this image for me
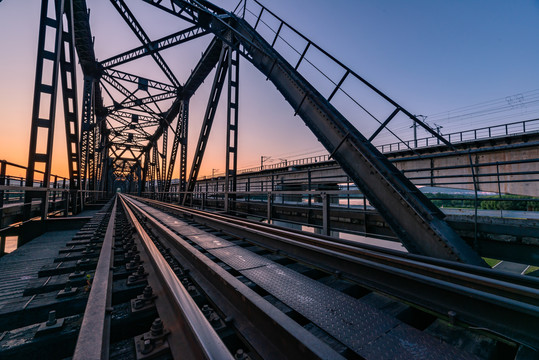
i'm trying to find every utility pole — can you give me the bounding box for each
[411,122,418,148]
[411,115,427,148]
[261,156,271,170]
[434,123,443,144]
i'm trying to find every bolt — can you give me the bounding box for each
[150,318,164,336]
[235,349,247,360]
[137,265,145,275]
[141,338,153,354]
[133,298,145,309]
[201,305,211,318]
[46,310,57,326]
[448,310,457,325]
[209,312,221,328]
[143,286,153,299]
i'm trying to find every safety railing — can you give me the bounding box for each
[0,160,108,229]
[378,118,539,153]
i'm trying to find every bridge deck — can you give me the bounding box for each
[0,229,79,307]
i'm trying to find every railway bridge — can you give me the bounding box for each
[0,0,538,359]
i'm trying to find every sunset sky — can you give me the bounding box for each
[0,0,538,180]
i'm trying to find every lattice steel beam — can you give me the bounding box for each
[25,0,69,219]
[80,76,95,190]
[100,26,208,69]
[225,46,239,211]
[184,46,229,201]
[105,69,177,93]
[110,0,181,88]
[165,100,188,194]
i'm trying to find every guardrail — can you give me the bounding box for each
[378,118,539,153]
[212,118,539,178]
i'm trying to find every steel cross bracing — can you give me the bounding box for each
[24,0,486,264]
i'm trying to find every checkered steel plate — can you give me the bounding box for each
[360,324,478,360]
[187,234,234,249]
[241,264,400,353]
[208,247,273,271]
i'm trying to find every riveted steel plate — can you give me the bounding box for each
[360,324,478,360]
[187,234,234,249]
[208,247,272,270]
[241,264,399,353]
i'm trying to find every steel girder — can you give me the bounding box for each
[225,47,240,211]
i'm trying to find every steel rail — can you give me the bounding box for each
[119,195,234,360]
[121,195,346,359]
[129,195,539,349]
[135,196,539,291]
[73,197,117,360]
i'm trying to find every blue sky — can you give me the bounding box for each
[0,0,538,176]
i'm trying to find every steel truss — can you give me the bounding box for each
[24,0,486,264]
[25,0,81,219]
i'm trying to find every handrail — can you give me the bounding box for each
[378,118,539,153]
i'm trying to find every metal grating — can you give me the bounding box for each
[241,264,399,353]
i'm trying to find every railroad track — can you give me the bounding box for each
[1,194,536,359]
[118,194,539,358]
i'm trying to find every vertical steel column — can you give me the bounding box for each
[141,150,150,194]
[322,193,330,236]
[80,76,95,191]
[24,0,66,220]
[0,161,5,228]
[183,46,229,204]
[164,99,189,201]
[160,123,168,199]
[59,0,81,193]
[178,100,189,203]
[225,46,239,212]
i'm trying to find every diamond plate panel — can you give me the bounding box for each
[160,217,189,228]
[137,203,206,236]
[208,247,272,270]
[169,225,208,236]
[241,264,399,353]
[188,234,234,249]
[360,324,479,360]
